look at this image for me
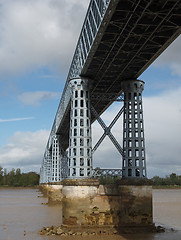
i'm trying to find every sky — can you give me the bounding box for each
[0,0,181,178]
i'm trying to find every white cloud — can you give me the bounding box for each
[92,87,181,178]
[0,0,89,76]
[0,117,34,123]
[18,91,59,106]
[144,87,181,177]
[171,63,181,77]
[0,130,50,172]
[154,36,181,77]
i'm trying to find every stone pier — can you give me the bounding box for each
[39,183,63,204]
[61,179,153,232]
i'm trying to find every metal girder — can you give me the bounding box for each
[90,0,180,93]
[91,105,124,155]
[67,0,114,80]
[92,168,122,177]
[91,92,124,102]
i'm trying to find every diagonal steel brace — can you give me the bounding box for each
[91,105,124,156]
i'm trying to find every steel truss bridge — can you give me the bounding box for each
[40,0,181,183]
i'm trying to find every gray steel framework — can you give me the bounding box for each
[40,150,51,183]
[40,136,69,183]
[68,78,92,178]
[40,0,181,183]
[92,168,122,178]
[122,79,146,178]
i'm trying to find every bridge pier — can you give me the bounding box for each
[40,77,153,231]
[40,135,68,184]
[68,78,92,179]
[122,79,147,178]
[59,78,153,230]
[61,179,153,231]
[51,135,63,182]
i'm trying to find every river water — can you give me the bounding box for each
[0,188,181,240]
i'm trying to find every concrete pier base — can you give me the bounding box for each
[39,184,49,197]
[39,183,63,204]
[61,179,153,231]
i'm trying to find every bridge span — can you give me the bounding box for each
[40,0,181,183]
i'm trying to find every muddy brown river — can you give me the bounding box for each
[0,188,181,240]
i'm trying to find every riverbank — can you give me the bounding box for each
[2,185,181,190]
[152,185,181,189]
[0,186,39,189]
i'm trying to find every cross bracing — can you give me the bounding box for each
[92,168,122,178]
[41,0,181,183]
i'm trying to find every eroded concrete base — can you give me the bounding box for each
[39,184,49,197]
[39,183,63,204]
[62,179,153,231]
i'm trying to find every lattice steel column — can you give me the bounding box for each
[46,150,52,182]
[61,155,69,179]
[40,166,44,184]
[122,79,147,178]
[51,135,63,182]
[69,78,92,178]
[40,149,52,183]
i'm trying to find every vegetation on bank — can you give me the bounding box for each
[152,173,181,187]
[0,166,39,187]
[1,164,181,188]
[96,172,181,187]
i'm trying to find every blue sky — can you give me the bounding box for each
[0,0,181,178]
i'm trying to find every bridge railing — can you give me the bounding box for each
[54,82,71,132]
[47,0,112,145]
[67,0,111,80]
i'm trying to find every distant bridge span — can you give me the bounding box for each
[40,0,181,183]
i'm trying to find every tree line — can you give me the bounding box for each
[95,169,181,186]
[152,173,181,186]
[0,166,39,187]
[0,165,181,187]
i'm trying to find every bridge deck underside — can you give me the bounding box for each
[57,0,181,150]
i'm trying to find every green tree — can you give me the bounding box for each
[7,168,16,186]
[15,168,21,186]
[0,166,3,185]
[0,166,39,187]
[3,168,8,185]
